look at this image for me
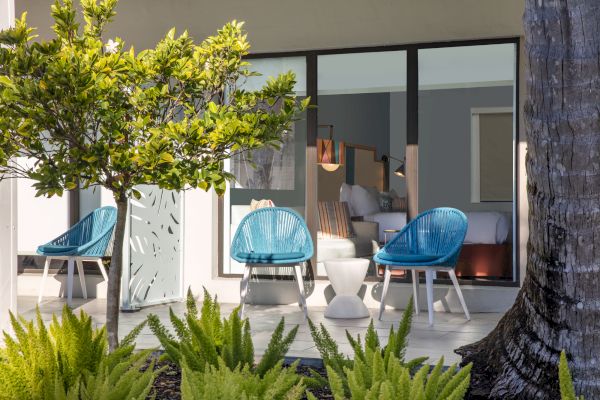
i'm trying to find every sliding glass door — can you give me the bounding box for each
[221,57,307,275]
[418,43,517,282]
[219,39,520,287]
[316,51,407,278]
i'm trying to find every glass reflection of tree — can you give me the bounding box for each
[234,131,295,190]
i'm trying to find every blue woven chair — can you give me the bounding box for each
[37,206,117,305]
[231,207,314,319]
[374,207,469,325]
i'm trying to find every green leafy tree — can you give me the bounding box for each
[0,0,305,350]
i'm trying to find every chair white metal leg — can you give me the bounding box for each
[294,263,308,320]
[378,265,392,320]
[449,269,470,321]
[38,257,52,303]
[96,259,108,281]
[66,257,75,307]
[75,258,87,300]
[239,264,252,318]
[425,270,434,326]
[411,270,420,315]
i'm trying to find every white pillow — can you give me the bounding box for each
[340,183,354,215]
[464,212,501,244]
[350,185,380,217]
[495,212,511,243]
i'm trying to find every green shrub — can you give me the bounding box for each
[312,353,470,400]
[181,358,305,400]
[308,297,427,393]
[0,306,158,400]
[148,288,298,376]
[560,350,584,400]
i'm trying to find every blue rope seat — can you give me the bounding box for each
[37,206,117,257]
[374,207,468,268]
[231,207,313,265]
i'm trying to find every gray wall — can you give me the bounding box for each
[419,86,513,213]
[318,93,390,160]
[16,0,525,53]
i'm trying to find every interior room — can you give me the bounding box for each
[315,43,516,285]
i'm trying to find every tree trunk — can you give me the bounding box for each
[456,1,600,398]
[106,198,128,352]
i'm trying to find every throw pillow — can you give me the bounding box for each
[317,201,356,239]
[250,199,275,210]
[339,183,354,215]
[389,189,408,212]
[350,185,380,216]
[378,192,394,212]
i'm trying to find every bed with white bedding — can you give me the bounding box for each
[364,211,511,244]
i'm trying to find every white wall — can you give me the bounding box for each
[17,177,69,253]
[0,0,16,331]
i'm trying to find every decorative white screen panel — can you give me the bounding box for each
[126,185,183,307]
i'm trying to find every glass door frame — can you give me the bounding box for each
[218,37,521,288]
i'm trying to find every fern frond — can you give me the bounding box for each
[559,351,584,400]
[256,318,298,377]
[120,320,146,348]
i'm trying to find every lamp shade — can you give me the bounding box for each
[321,163,341,172]
[394,163,405,177]
[317,137,344,172]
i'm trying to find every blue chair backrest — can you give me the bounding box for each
[386,207,467,265]
[231,207,314,259]
[73,206,118,246]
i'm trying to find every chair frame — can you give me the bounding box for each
[231,207,314,320]
[239,261,311,320]
[375,207,470,325]
[38,256,108,304]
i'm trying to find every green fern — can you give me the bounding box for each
[64,349,160,400]
[0,305,156,400]
[148,287,298,376]
[559,350,584,400]
[325,353,471,400]
[308,296,426,395]
[181,357,305,400]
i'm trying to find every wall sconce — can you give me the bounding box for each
[382,154,406,177]
[317,124,344,172]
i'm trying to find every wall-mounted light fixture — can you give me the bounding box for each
[317,124,345,172]
[381,155,406,177]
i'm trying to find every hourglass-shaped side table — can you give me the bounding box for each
[324,258,370,319]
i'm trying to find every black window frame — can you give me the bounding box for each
[217,37,521,288]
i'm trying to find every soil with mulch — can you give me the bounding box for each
[145,353,333,400]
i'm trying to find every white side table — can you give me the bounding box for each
[324,258,370,319]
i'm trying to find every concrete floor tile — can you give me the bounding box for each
[15,296,502,366]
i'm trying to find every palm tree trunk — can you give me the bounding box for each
[106,198,128,352]
[456,1,600,398]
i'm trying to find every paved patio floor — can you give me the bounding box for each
[17,296,502,365]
